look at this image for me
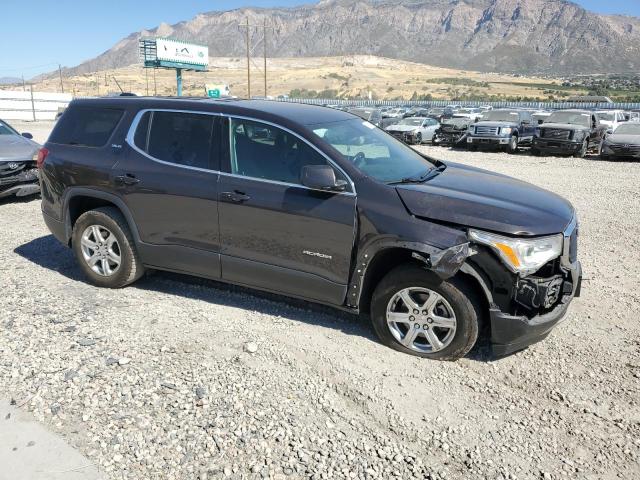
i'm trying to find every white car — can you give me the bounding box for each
[596,110,627,131]
[453,108,483,121]
[385,117,440,144]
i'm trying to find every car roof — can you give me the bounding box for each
[68,97,354,127]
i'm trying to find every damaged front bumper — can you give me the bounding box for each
[0,164,40,199]
[491,259,581,356]
[434,131,467,146]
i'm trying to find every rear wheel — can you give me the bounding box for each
[370,264,480,360]
[72,207,144,288]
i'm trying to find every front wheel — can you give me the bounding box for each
[506,135,519,154]
[574,139,588,158]
[415,132,422,145]
[370,264,480,360]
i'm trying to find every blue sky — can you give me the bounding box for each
[1,0,638,78]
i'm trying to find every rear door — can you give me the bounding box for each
[217,116,357,305]
[118,109,222,278]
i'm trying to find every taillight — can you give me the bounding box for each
[36,147,49,169]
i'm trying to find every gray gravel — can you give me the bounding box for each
[1,142,640,479]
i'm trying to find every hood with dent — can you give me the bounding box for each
[540,122,589,131]
[0,135,40,162]
[386,124,420,132]
[606,133,640,144]
[395,162,574,236]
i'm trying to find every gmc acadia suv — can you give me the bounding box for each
[38,98,582,360]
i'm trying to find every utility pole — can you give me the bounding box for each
[153,68,157,96]
[58,64,64,93]
[22,75,25,92]
[263,18,268,98]
[244,17,251,99]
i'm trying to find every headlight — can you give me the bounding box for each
[469,230,563,276]
[572,130,585,141]
[501,127,512,135]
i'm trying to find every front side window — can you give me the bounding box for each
[143,111,215,170]
[229,118,344,187]
[312,118,435,183]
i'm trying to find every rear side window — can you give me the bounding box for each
[49,106,123,147]
[144,111,215,170]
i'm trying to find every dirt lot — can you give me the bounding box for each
[0,138,639,479]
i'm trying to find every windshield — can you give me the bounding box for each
[0,120,19,136]
[596,112,614,121]
[398,118,424,126]
[614,123,640,135]
[481,111,520,122]
[312,119,435,183]
[545,111,591,127]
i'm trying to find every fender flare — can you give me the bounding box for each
[61,187,141,245]
[347,238,471,309]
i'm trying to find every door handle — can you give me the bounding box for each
[221,190,251,203]
[114,174,140,186]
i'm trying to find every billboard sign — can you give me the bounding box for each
[140,38,209,71]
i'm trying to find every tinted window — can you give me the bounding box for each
[229,118,342,186]
[133,111,151,151]
[50,106,123,147]
[147,112,214,170]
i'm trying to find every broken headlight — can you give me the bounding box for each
[469,230,563,276]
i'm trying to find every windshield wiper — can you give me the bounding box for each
[388,164,446,184]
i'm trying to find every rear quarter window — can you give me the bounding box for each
[49,106,124,147]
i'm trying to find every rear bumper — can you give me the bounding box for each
[491,260,582,356]
[42,210,68,245]
[533,138,581,154]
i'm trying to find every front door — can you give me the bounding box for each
[117,110,222,278]
[217,117,357,305]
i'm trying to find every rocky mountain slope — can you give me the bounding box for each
[59,0,640,76]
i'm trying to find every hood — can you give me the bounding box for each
[606,133,640,144]
[473,121,517,128]
[0,135,40,162]
[540,123,588,131]
[395,163,574,236]
[386,124,419,132]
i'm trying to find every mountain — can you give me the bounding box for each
[57,0,640,76]
[0,77,22,85]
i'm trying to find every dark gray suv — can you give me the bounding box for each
[38,98,582,360]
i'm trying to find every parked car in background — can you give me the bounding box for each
[385,117,439,144]
[0,119,41,199]
[531,111,552,125]
[595,110,626,132]
[433,117,472,147]
[600,122,640,160]
[533,110,605,157]
[347,107,383,127]
[426,107,454,123]
[466,109,537,153]
[383,107,407,119]
[39,97,581,360]
[453,108,483,122]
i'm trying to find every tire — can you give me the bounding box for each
[506,135,519,154]
[72,207,144,288]
[370,264,480,361]
[574,140,588,158]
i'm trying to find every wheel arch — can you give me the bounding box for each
[63,188,140,247]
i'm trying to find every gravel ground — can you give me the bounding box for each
[1,140,639,480]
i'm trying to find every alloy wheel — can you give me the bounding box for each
[386,287,457,353]
[80,225,122,277]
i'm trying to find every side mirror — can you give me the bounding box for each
[606,129,613,135]
[301,165,346,192]
[21,132,33,139]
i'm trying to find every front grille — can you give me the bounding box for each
[610,144,640,154]
[475,126,499,135]
[0,162,26,177]
[541,128,571,140]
